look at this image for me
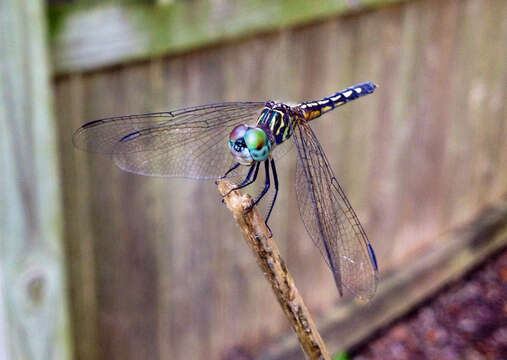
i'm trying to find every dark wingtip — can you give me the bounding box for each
[367,243,379,272]
[80,119,104,129]
[119,131,141,142]
[72,120,103,151]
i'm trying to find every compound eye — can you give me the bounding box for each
[229,124,248,141]
[244,128,271,161]
[244,128,267,150]
[228,124,253,165]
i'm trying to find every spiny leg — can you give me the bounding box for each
[223,161,260,197]
[245,160,271,214]
[220,162,241,179]
[259,159,278,237]
[264,158,279,226]
[233,162,260,191]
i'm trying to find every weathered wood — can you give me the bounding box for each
[48,0,411,75]
[218,180,330,360]
[54,74,100,360]
[0,0,72,359]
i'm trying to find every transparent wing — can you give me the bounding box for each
[73,102,265,179]
[293,122,378,300]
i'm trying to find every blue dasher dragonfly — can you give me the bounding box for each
[73,82,379,300]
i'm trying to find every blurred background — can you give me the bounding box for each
[1,0,505,359]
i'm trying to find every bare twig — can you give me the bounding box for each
[218,180,331,360]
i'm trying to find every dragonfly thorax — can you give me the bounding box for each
[256,103,294,145]
[228,124,272,164]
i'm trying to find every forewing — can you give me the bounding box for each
[73,102,265,179]
[293,123,378,300]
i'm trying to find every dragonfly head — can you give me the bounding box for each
[229,124,272,164]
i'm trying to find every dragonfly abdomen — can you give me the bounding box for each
[300,81,377,121]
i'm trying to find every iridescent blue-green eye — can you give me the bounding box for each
[244,128,266,150]
[244,128,271,161]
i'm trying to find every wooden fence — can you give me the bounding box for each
[2,0,506,359]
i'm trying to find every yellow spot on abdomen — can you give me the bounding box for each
[309,110,321,119]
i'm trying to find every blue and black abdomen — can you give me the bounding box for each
[300,82,377,121]
[256,82,377,145]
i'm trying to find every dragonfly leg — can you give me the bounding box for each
[264,158,279,225]
[218,162,241,181]
[259,159,278,238]
[244,160,270,214]
[223,161,260,197]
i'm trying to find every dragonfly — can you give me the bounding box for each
[73,81,379,301]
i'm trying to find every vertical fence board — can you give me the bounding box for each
[0,0,72,359]
[54,73,99,360]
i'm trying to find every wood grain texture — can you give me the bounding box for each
[49,0,410,75]
[55,73,99,360]
[52,0,507,358]
[0,0,72,358]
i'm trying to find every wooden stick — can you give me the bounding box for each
[218,180,331,360]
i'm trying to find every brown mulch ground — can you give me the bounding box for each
[351,248,507,360]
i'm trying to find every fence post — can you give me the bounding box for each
[0,0,72,358]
